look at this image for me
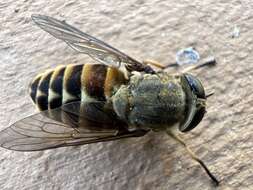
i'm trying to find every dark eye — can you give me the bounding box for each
[184,74,205,99]
[180,106,206,132]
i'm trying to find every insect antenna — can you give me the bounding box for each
[205,90,215,98]
[166,130,219,186]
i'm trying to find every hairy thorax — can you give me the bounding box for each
[112,72,186,131]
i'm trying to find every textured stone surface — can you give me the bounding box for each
[0,0,253,189]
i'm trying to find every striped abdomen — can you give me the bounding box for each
[29,64,126,111]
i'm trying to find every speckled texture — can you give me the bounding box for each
[0,1,253,190]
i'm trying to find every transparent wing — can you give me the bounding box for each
[0,101,148,151]
[31,14,154,73]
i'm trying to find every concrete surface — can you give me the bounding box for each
[0,0,253,189]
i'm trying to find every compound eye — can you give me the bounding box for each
[185,74,205,99]
[180,106,206,132]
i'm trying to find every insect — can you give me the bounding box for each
[0,15,219,186]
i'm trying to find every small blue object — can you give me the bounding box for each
[176,47,200,65]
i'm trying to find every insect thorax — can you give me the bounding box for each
[112,73,186,130]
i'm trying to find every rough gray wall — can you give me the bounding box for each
[0,0,253,189]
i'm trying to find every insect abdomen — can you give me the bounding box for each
[29,64,126,111]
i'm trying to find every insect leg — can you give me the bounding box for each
[181,57,216,73]
[143,59,167,69]
[143,57,216,72]
[166,129,219,186]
